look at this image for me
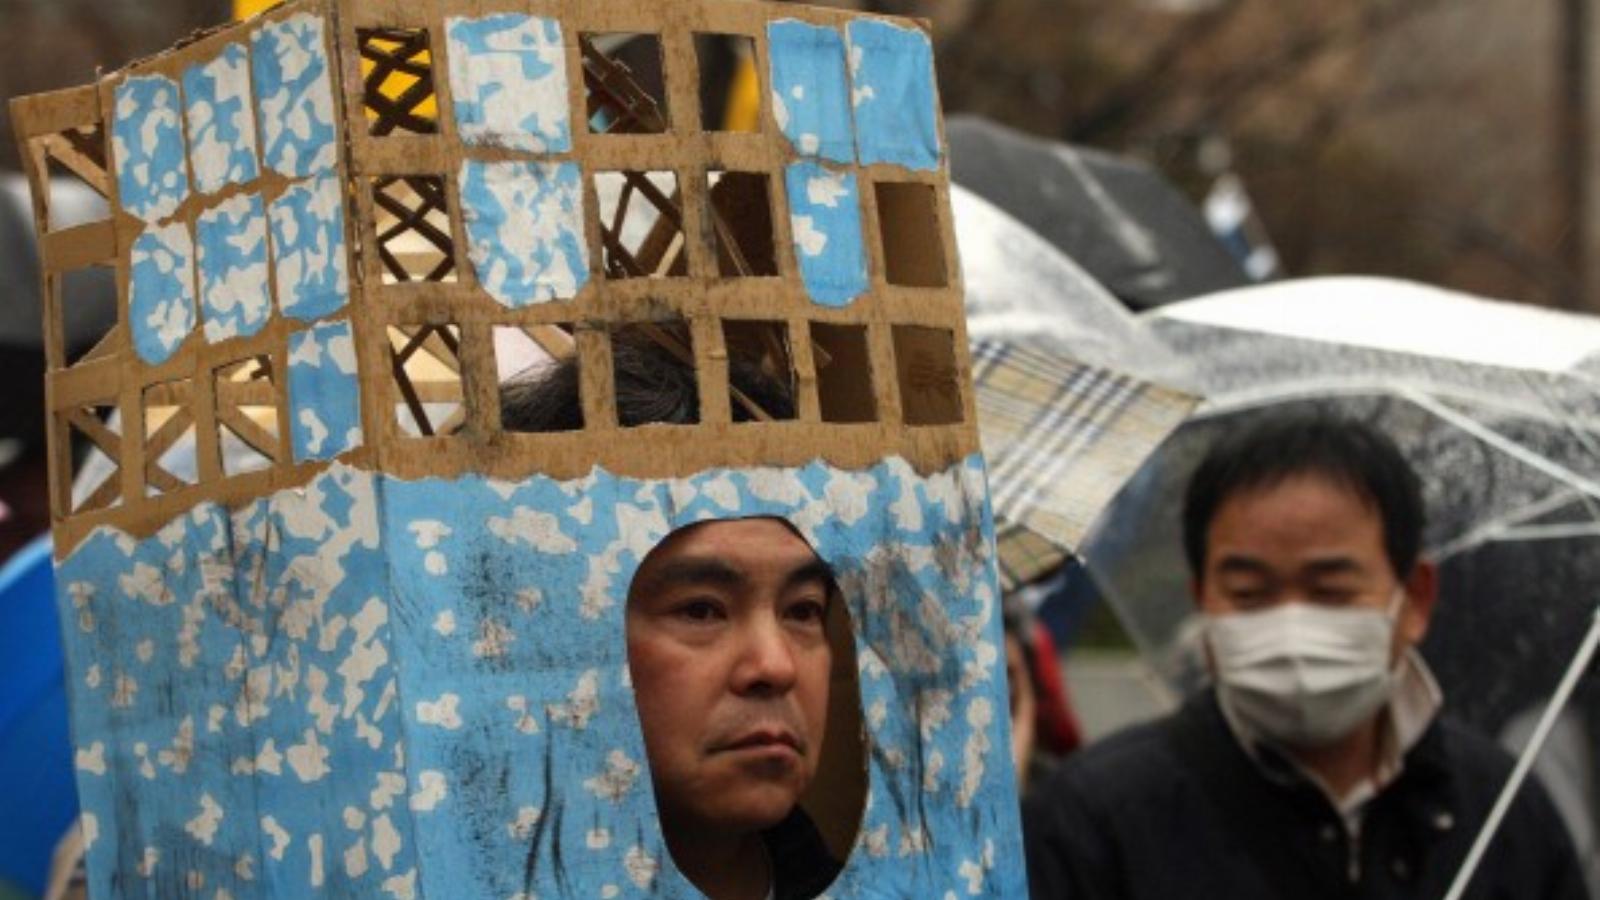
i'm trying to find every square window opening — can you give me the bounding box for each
[809,323,876,424]
[694,33,760,133]
[582,33,671,134]
[63,400,122,514]
[892,325,963,426]
[357,27,438,136]
[371,175,457,284]
[708,171,778,277]
[214,355,281,477]
[595,170,687,279]
[874,181,949,288]
[36,127,112,231]
[497,324,583,433]
[722,320,796,422]
[611,320,699,427]
[390,324,465,437]
[143,380,199,495]
[59,265,119,368]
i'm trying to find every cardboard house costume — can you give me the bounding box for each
[13,1,1024,896]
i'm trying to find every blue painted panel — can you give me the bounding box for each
[196,194,272,342]
[268,175,349,322]
[112,75,190,223]
[129,222,197,365]
[52,455,1026,898]
[767,20,855,163]
[459,159,588,307]
[445,14,572,152]
[252,13,339,178]
[183,43,261,194]
[286,320,362,463]
[784,161,868,307]
[847,20,940,171]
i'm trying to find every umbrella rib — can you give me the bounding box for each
[1401,388,1600,504]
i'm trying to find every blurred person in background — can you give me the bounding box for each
[1003,590,1082,797]
[1022,412,1587,899]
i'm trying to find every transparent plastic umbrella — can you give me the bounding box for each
[1080,276,1600,887]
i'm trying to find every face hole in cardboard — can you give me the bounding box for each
[357,27,438,136]
[694,33,760,133]
[874,181,949,288]
[371,175,456,284]
[34,127,113,231]
[610,320,698,427]
[581,33,671,134]
[497,324,583,434]
[625,519,866,878]
[390,324,465,437]
[722,320,796,422]
[63,400,122,514]
[892,325,963,426]
[214,356,281,477]
[708,171,778,277]
[142,380,198,496]
[809,323,876,424]
[595,171,687,279]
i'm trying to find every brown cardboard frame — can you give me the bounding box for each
[14,0,974,556]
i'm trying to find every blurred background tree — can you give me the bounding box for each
[819,0,1596,310]
[0,0,1590,310]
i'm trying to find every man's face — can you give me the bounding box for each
[1194,474,1435,652]
[626,518,833,836]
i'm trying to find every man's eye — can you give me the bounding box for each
[673,599,724,622]
[1225,587,1271,607]
[1310,586,1359,605]
[785,598,827,626]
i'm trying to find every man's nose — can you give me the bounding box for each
[731,616,798,696]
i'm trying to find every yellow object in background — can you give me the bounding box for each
[725,52,761,132]
[233,0,276,19]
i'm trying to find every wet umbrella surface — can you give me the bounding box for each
[1080,276,1600,881]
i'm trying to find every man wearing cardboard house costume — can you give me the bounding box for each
[14,1,1026,897]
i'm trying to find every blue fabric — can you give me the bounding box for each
[128,222,197,365]
[0,536,77,897]
[112,75,189,223]
[286,319,363,462]
[55,457,1027,898]
[784,161,868,307]
[767,20,855,164]
[846,20,941,171]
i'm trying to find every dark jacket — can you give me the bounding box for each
[1022,691,1588,900]
[764,807,842,900]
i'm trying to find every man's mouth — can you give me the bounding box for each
[716,729,803,755]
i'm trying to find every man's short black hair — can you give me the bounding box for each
[501,331,794,431]
[1182,411,1425,580]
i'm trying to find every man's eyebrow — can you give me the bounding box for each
[1214,556,1273,577]
[783,558,837,592]
[641,557,745,591]
[1302,557,1364,577]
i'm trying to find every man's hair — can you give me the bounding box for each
[501,331,795,431]
[1181,411,1425,579]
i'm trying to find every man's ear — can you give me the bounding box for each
[1399,559,1438,646]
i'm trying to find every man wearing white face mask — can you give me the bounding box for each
[1022,412,1587,899]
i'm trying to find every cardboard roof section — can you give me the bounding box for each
[11,0,974,557]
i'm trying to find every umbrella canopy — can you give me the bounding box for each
[949,182,1197,590]
[947,115,1248,311]
[1085,277,1600,685]
[1080,276,1600,879]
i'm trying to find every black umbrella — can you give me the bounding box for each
[946,115,1248,310]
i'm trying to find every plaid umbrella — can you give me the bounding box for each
[971,338,1196,591]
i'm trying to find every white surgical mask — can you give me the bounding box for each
[1207,591,1404,749]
